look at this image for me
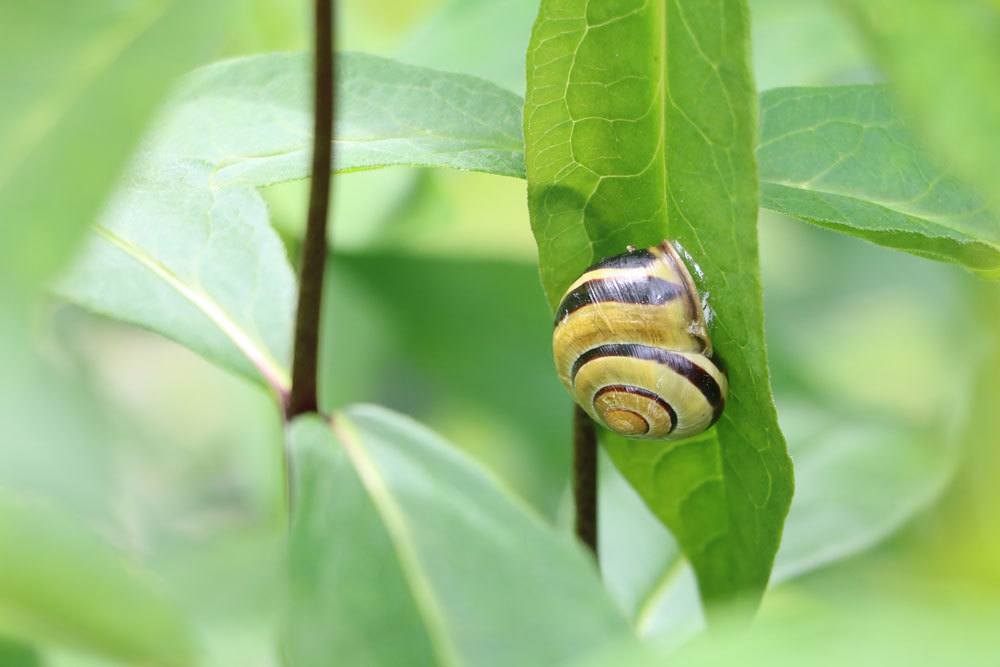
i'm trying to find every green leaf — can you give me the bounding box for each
[524,0,793,610]
[152,52,526,184]
[0,638,40,667]
[58,163,297,398]
[758,85,1000,271]
[839,0,1000,222]
[286,407,631,667]
[57,52,527,396]
[0,489,195,666]
[0,0,236,304]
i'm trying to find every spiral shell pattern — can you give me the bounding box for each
[552,241,728,440]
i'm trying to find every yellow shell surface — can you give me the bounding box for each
[552,242,727,440]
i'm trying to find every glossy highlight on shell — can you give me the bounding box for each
[552,241,728,440]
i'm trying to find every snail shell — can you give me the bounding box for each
[552,241,727,440]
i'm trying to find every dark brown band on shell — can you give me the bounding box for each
[572,343,724,422]
[554,276,687,325]
[593,384,677,435]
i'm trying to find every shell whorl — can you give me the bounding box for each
[552,241,728,440]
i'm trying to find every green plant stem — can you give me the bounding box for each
[573,405,598,558]
[287,0,335,420]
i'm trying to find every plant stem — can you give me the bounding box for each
[573,405,598,558]
[287,0,335,419]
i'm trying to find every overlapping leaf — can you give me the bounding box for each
[286,406,631,667]
[163,52,525,184]
[58,52,525,399]
[524,0,793,610]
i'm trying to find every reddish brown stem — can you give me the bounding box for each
[287,0,335,419]
[573,405,598,557]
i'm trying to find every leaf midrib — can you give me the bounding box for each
[331,415,463,667]
[93,224,291,398]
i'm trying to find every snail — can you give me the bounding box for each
[552,241,727,440]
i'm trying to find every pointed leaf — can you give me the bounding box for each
[524,0,793,610]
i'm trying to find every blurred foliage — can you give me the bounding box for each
[1,0,998,665]
[322,251,567,514]
[581,584,1000,666]
[758,85,1000,271]
[0,489,196,666]
[841,0,1000,221]
[397,0,536,92]
[0,639,40,667]
[0,0,238,308]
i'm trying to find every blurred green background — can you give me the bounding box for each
[2,0,999,665]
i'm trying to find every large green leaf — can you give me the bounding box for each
[839,0,1000,221]
[0,489,195,666]
[0,0,236,304]
[524,0,793,610]
[758,85,1000,271]
[286,407,631,667]
[58,52,526,398]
